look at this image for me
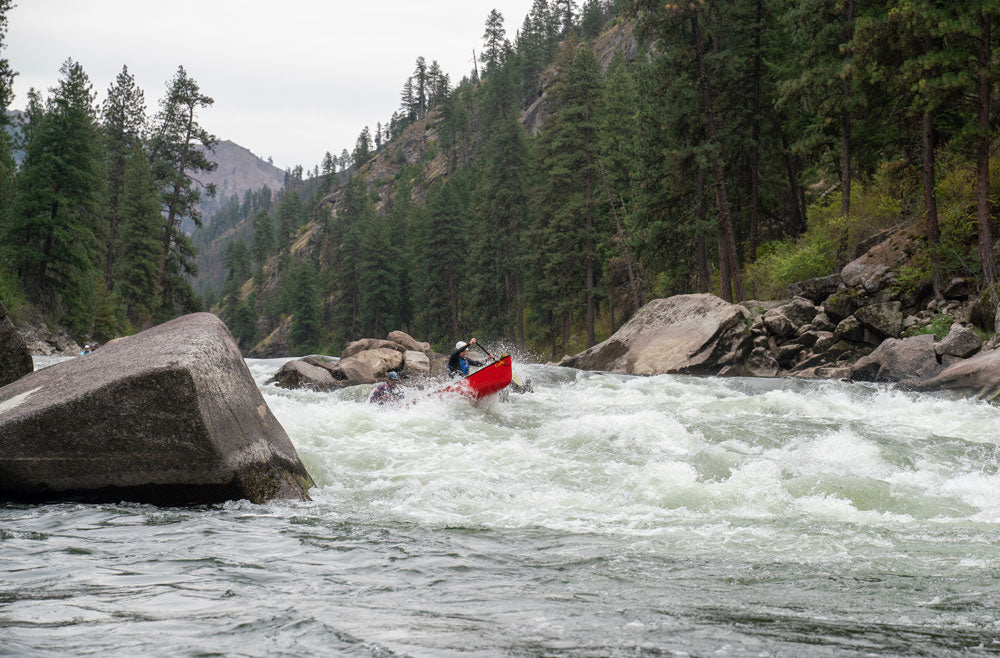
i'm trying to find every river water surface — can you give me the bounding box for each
[2,356,999,656]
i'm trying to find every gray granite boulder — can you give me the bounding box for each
[855,301,903,339]
[342,338,406,359]
[388,330,431,353]
[0,313,314,505]
[903,348,1000,399]
[352,347,404,377]
[848,334,942,383]
[787,274,842,304]
[560,294,752,375]
[935,324,981,358]
[269,359,338,390]
[1,301,32,388]
[402,350,430,377]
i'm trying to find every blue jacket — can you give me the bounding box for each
[447,344,483,377]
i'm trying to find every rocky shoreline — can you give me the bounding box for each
[558,225,1000,400]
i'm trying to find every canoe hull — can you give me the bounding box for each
[439,355,512,399]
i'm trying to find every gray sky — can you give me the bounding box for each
[6,0,535,171]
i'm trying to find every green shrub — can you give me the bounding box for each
[904,313,953,340]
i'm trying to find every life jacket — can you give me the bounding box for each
[369,382,402,405]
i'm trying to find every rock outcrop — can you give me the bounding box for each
[903,348,1000,400]
[1,301,33,388]
[268,330,438,391]
[559,294,752,375]
[0,313,314,505]
[15,319,82,356]
[848,335,943,383]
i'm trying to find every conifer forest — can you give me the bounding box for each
[3,0,1000,359]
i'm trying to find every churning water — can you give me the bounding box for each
[2,356,999,656]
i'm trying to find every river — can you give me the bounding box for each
[2,356,999,656]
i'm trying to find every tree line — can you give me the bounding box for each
[0,3,217,337]
[211,0,1000,359]
[4,0,999,359]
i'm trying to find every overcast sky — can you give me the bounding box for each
[6,0,535,171]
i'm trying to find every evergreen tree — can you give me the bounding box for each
[470,61,530,344]
[531,39,604,349]
[251,209,273,265]
[7,59,106,332]
[415,176,470,344]
[413,56,428,117]
[580,0,603,39]
[112,142,162,329]
[481,9,508,75]
[101,65,147,291]
[147,65,217,309]
[352,126,372,167]
[0,0,16,287]
[289,260,321,354]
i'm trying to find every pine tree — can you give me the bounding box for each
[7,59,107,332]
[413,56,428,117]
[352,126,372,167]
[147,66,217,310]
[470,61,529,344]
[289,260,321,354]
[252,209,273,266]
[112,142,163,329]
[413,177,469,343]
[101,65,146,291]
[0,0,16,282]
[481,9,508,76]
[530,39,603,349]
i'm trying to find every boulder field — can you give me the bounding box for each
[0,313,314,505]
[267,330,447,391]
[556,226,1000,401]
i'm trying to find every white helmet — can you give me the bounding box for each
[455,341,468,351]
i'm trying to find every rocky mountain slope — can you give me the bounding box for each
[189,139,285,230]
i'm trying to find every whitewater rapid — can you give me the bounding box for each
[2,356,998,656]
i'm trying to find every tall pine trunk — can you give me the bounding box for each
[696,169,710,293]
[585,162,595,347]
[596,158,641,310]
[977,10,997,286]
[840,0,854,217]
[693,11,744,301]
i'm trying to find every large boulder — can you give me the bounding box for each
[903,348,1000,399]
[387,330,431,353]
[334,356,377,383]
[0,313,314,505]
[402,350,430,377]
[787,274,842,304]
[854,301,903,339]
[351,347,404,377]
[268,359,337,390]
[560,294,752,375]
[935,324,981,358]
[341,338,405,359]
[848,334,942,383]
[1,300,33,388]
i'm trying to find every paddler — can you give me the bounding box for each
[447,338,484,377]
[369,371,404,404]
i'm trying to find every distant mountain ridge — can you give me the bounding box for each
[191,139,285,230]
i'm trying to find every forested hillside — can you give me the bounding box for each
[3,0,1000,360]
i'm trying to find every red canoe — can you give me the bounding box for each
[438,355,513,399]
